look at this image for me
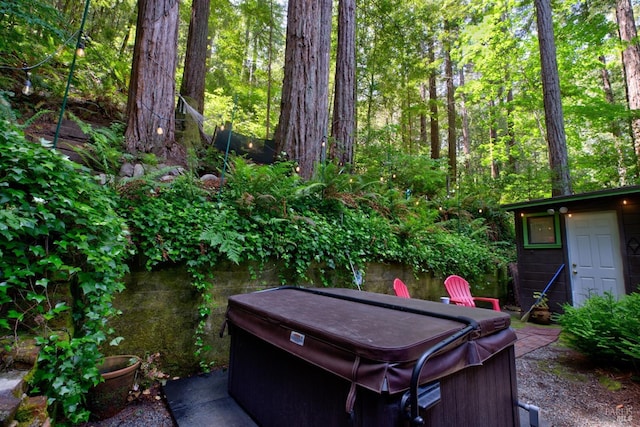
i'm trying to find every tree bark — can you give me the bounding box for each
[275,0,332,179]
[534,0,572,196]
[428,36,440,159]
[489,100,499,179]
[616,0,640,173]
[419,82,428,147]
[317,0,332,165]
[459,67,470,170]
[266,0,274,139]
[506,87,517,174]
[444,21,456,182]
[330,0,356,165]
[180,0,211,115]
[125,0,183,163]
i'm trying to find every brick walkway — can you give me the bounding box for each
[514,326,561,358]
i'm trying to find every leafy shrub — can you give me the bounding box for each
[69,114,126,175]
[119,156,511,286]
[0,119,129,423]
[558,291,640,369]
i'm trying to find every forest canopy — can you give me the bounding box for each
[1,0,639,202]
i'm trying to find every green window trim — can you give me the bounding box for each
[522,212,562,249]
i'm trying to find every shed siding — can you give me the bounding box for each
[621,199,640,291]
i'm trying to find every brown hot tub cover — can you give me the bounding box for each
[225,287,516,395]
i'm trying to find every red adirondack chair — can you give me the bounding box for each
[444,275,501,311]
[393,278,411,299]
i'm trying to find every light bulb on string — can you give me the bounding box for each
[22,79,33,96]
[76,35,86,57]
[22,70,33,96]
[156,126,164,135]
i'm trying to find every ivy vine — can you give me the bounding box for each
[0,119,129,423]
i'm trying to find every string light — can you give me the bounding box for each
[0,32,82,98]
[76,34,86,57]
[22,71,33,96]
[156,127,164,135]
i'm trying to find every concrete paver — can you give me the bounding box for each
[514,325,561,358]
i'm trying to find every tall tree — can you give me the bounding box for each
[266,0,275,138]
[180,0,211,115]
[427,35,440,159]
[534,0,572,195]
[317,0,332,161]
[615,0,640,173]
[125,0,183,163]
[331,0,356,165]
[444,20,457,182]
[459,67,470,170]
[275,0,332,178]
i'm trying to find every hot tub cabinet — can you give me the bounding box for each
[225,287,519,427]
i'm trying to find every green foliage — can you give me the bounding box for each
[558,291,640,369]
[69,113,126,175]
[117,156,513,368]
[120,155,513,288]
[0,91,17,122]
[532,291,549,309]
[0,0,68,94]
[0,119,129,423]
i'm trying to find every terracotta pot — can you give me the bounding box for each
[530,307,552,325]
[88,355,141,420]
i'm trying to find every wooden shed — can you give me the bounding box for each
[503,185,640,313]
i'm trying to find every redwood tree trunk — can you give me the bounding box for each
[534,0,572,196]
[616,0,640,173]
[489,100,499,179]
[275,0,332,179]
[459,67,470,170]
[266,0,274,138]
[419,82,428,147]
[428,36,440,159]
[180,0,211,115]
[125,0,182,163]
[330,0,356,166]
[444,21,456,182]
[317,0,332,164]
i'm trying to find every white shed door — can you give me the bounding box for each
[566,211,625,306]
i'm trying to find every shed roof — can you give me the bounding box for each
[502,185,640,211]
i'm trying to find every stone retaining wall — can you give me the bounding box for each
[104,262,508,377]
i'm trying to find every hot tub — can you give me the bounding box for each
[224,287,519,427]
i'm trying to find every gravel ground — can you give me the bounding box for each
[517,343,639,426]
[81,341,639,427]
[78,384,176,427]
